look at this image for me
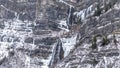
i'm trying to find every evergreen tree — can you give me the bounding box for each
[113,33,117,45]
[101,35,110,46]
[91,35,97,50]
[94,4,101,16]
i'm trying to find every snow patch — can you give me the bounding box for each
[74,5,95,21]
[41,44,56,68]
[97,22,112,29]
[58,20,69,32]
[0,42,9,60]
[61,34,77,57]
[114,3,120,10]
[59,0,74,7]
[25,55,30,68]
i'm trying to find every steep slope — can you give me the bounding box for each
[55,0,120,68]
[0,0,76,68]
[55,32,120,68]
[0,0,120,68]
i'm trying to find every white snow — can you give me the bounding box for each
[61,34,77,57]
[58,20,69,32]
[41,56,51,68]
[41,44,56,68]
[103,56,107,68]
[0,19,35,67]
[97,22,112,29]
[59,0,74,7]
[25,55,31,68]
[0,42,9,60]
[74,5,95,21]
[114,3,120,10]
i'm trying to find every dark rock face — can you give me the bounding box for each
[24,37,33,43]
[0,21,5,29]
[34,37,57,45]
[48,21,60,31]
[34,39,41,45]
[3,11,15,19]
[41,37,57,45]
[34,20,49,30]
[46,6,58,20]
[0,57,6,65]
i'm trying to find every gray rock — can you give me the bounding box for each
[24,37,33,43]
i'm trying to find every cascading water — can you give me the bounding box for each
[49,39,64,68]
[67,6,72,26]
[48,1,79,67]
[59,0,74,29]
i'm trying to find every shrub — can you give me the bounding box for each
[90,35,97,50]
[104,2,112,12]
[104,0,117,12]
[113,34,117,45]
[101,35,110,46]
[94,5,102,16]
[92,58,99,66]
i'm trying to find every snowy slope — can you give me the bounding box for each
[74,4,96,21]
[55,33,120,68]
[61,34,77,57]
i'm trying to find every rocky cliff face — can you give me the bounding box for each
[0,0,120,68]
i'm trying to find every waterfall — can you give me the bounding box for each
[67,6,72,27]
[67,6,75,28]
[49,39,64,68]
[59,0,74,28]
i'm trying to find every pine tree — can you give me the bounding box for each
[91,35,97,50]
[94,4,101,16]
[101,35,110,46]
[113,33,117,45]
